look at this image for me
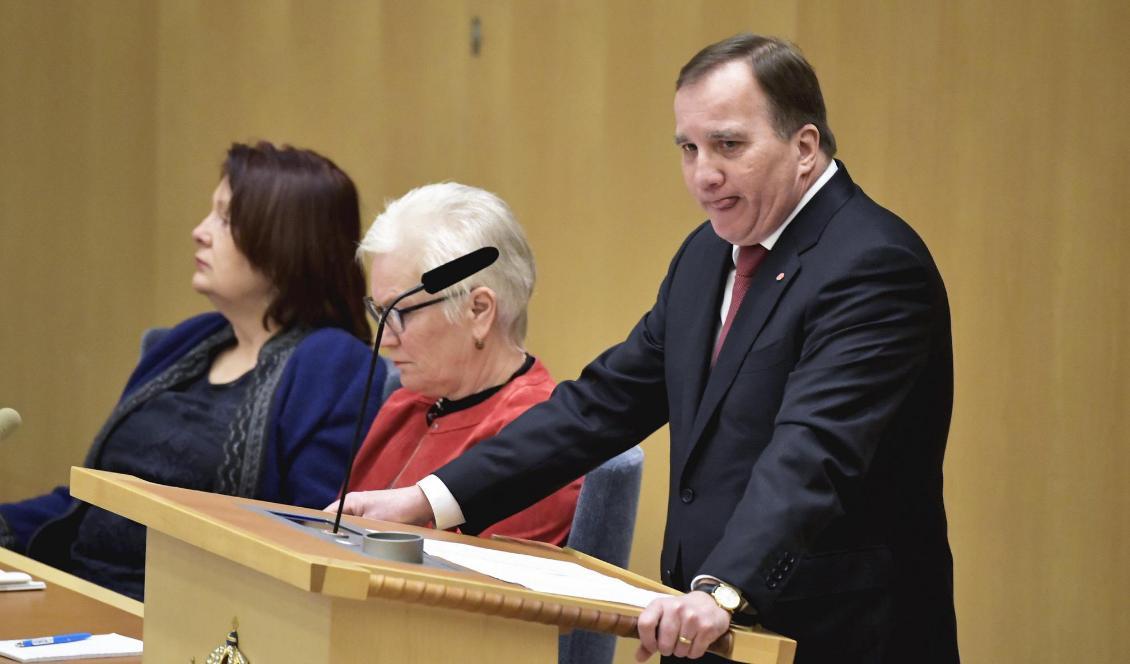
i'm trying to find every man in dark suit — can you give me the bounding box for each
[337,34,958,664]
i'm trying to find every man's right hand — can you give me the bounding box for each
[324,486,435,525]
[634,590,731,661]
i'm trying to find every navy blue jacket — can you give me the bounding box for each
[0,313,393,555]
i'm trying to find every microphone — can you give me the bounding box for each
[421,247,499,294]
[331,247,499,534]
[0,408,22,443]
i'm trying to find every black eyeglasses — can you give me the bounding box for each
[363,295,452,335]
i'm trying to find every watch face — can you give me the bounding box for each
[712,584,741,611]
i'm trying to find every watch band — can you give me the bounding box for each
[694,580,745,613]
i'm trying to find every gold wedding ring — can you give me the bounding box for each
[678,635,693,646]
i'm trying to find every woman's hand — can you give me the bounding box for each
[324,486,434,525]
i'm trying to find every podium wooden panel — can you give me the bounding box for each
[70,467,796,664]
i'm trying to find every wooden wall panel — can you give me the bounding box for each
[800,3,1130,662]
[1,2,1126,662]
[0,1,157,499]
[149,1,398,326]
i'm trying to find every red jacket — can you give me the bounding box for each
[351,358,581,546]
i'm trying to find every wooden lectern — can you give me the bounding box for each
[70,467,795,664]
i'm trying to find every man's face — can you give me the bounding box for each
[674,60,809,246]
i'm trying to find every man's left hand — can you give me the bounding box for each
[635,590,731,661]
[323,486,434,525]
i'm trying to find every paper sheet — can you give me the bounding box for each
[0,634,142,662]
[423,539,670,608]
[0,570,45,593]
[0,581,46,592]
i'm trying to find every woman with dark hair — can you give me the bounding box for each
[0,141,396,600]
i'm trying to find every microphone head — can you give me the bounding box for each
[420,247,499,294]
[0,408,22,442]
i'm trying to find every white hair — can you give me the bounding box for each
[358,182,536,346]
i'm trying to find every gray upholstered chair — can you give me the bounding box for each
[558,445,645,664]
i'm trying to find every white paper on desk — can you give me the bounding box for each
[0,581,46,592]
[0,571,44,592]
[424,539,670,608]
[0,633,142,662]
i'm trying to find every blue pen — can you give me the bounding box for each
[15,632,92,648]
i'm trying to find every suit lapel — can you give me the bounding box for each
[680,249,799,471]
[671,238,732,433]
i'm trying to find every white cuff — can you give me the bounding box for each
[417,474,466,530]
[690,574,724,590]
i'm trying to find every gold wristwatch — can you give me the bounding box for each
[695,580,744,613]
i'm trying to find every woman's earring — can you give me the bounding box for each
[473,337,485,350]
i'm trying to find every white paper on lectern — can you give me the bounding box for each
[423,539,670,607]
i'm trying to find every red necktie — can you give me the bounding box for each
[712,245,768,365]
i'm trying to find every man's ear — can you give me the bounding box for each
[795,123,821,175]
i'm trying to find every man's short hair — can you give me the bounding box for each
[677,34,837,157]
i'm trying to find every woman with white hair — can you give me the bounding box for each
[333,182,581,545]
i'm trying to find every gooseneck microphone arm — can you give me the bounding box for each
[330,246,499,535]
[331,283,422,535]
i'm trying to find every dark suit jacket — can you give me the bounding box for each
[436,163,958,663]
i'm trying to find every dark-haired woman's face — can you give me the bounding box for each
[191,178,273,316]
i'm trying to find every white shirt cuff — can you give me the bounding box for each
[417,474,466,530]
[690,574,724,590]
